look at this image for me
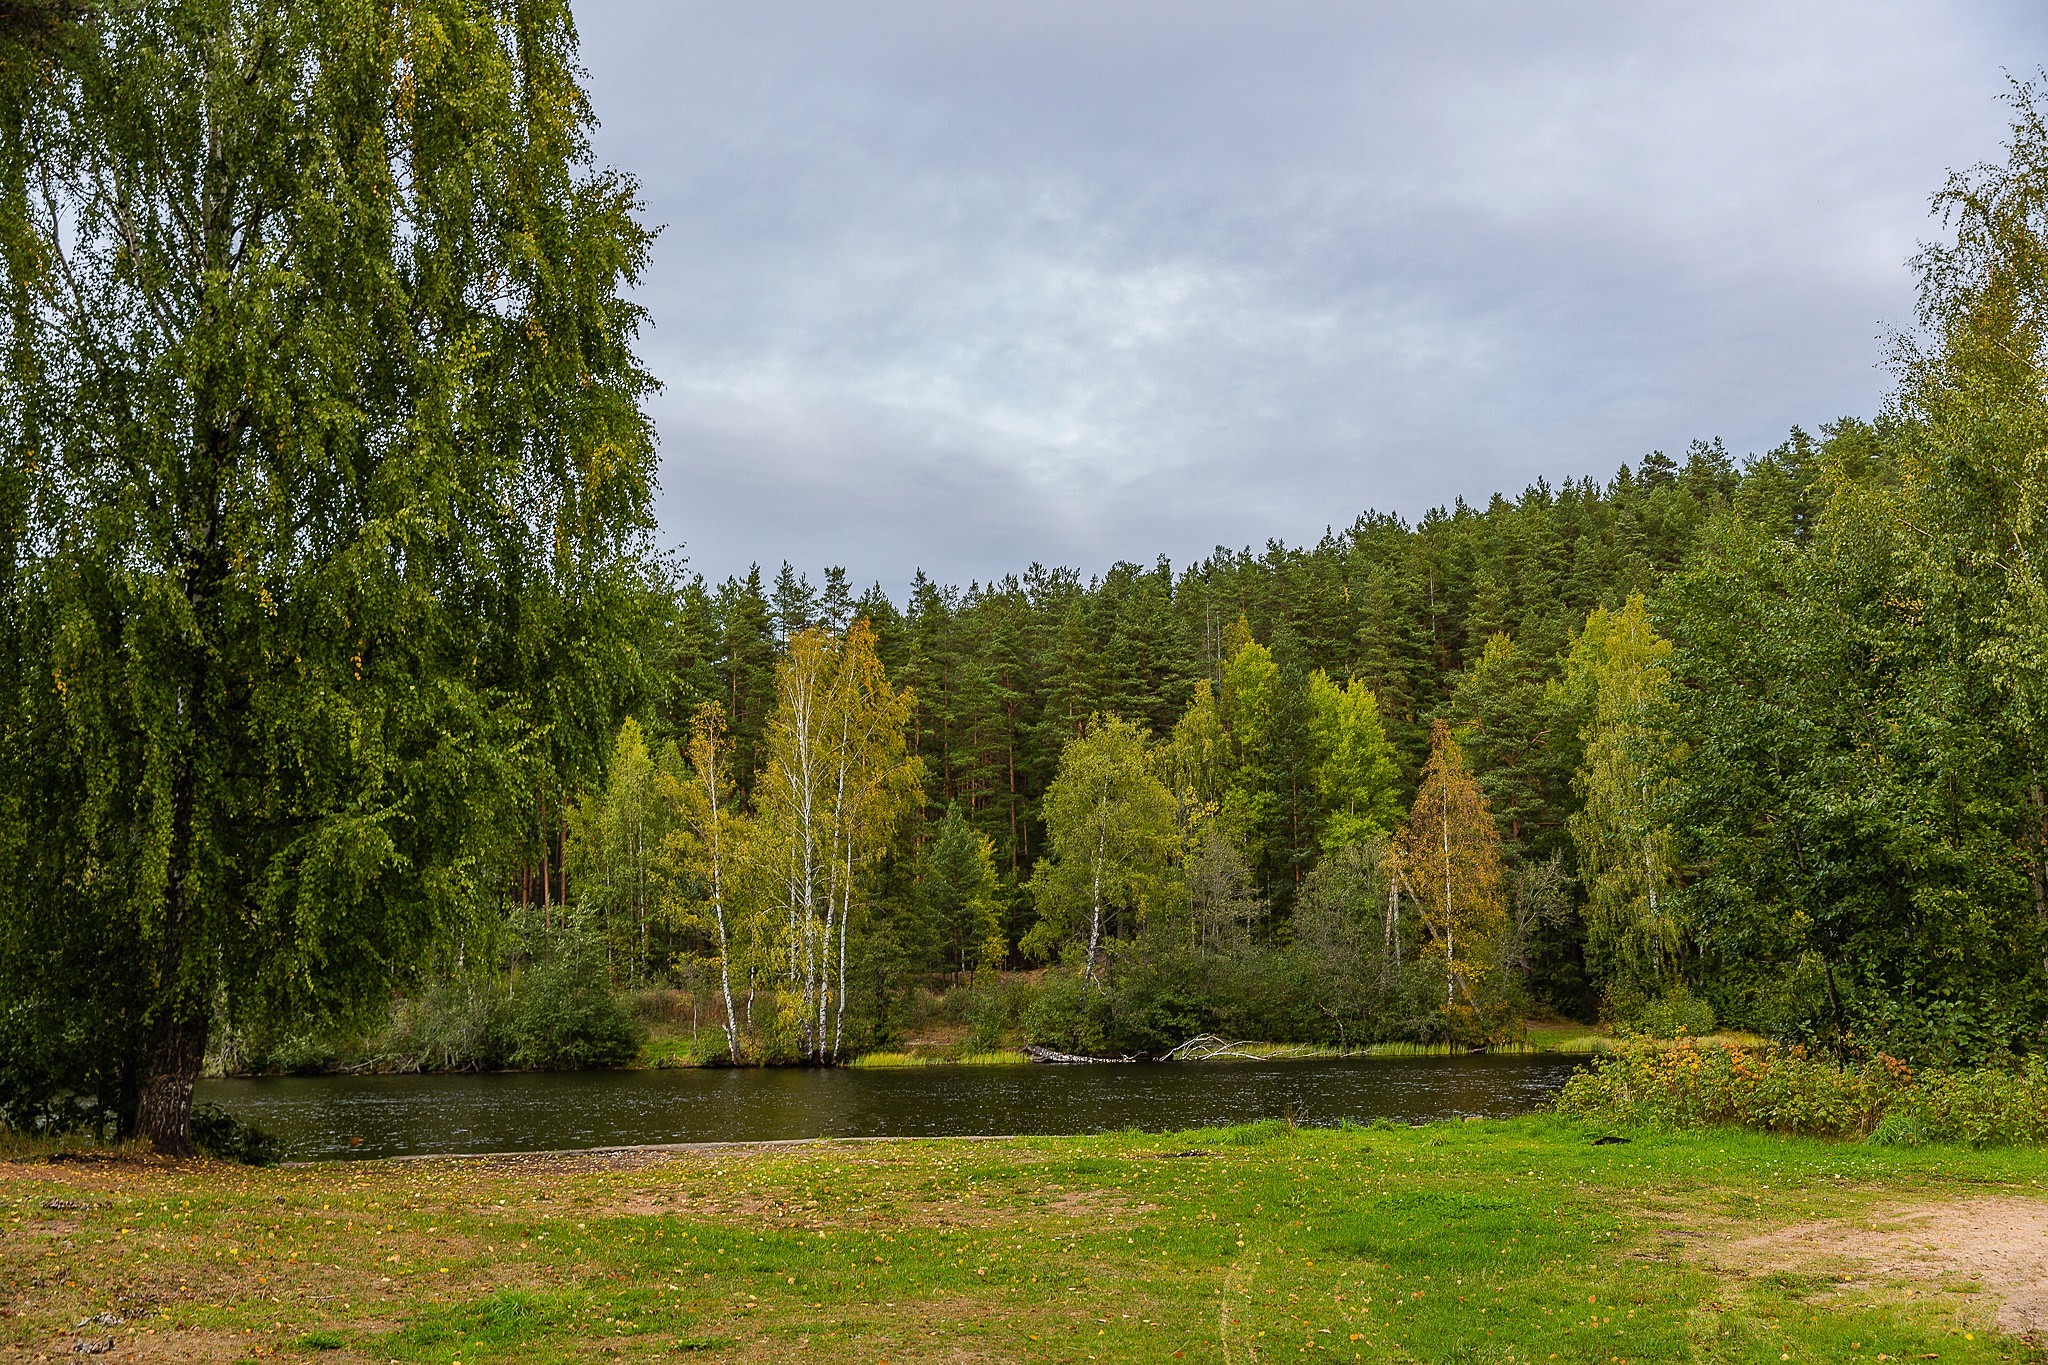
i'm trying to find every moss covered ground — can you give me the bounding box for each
[4,1117,2044,1362]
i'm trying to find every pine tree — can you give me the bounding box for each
[716,569,779,798]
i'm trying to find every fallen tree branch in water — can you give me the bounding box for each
[1021,1044,1135,1064]
[1164,1035,1315,1063]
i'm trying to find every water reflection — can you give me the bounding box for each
[200,1054,1585,1161]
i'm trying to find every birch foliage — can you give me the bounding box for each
[1024,714,1177,984]
[1305,669,1403,853]
[0,0,657,1147]
[566,719,676,984]
[753,622,920,1062]
[1556,595,1682,989]
[663,703,749,1064]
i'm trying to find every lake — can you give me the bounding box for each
[198,1054,1586,1161]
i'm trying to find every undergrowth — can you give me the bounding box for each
[1555,1036,2048,1145]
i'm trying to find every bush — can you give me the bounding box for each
[1021,973,1114,1055]
[504,930,643,1070]
[381,978,510,1072]
[1611,983,1716,1040]
[0,998,123,1136]
[190,1102,280,1165]
[1910,1057,2048,1146]
[1555,1037,2048,1145]
[964,983,1016,1052]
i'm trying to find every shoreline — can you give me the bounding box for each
[207,1027,1619,1081]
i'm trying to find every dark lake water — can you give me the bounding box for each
[198,1054,1585,1161]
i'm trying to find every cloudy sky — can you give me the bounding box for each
[574,2,2045,593]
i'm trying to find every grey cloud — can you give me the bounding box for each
[575,0,2048,590]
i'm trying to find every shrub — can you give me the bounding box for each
[1556,1037,2048,1145]
[381,977,510,1072]
[1608,982,1715,1040]
[0,998,122,1136]
[505,931,643,1070]
[1630,985,1716,1040]
[1021,973,1113,1055]
[964,985,1015,1052]
[1909,1057,2048,1146]
[190,1102,280,1165]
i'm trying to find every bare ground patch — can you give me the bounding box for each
[1723,1197,2048,1337]
[1040,1189,1158,1221]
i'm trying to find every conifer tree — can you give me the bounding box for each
[1397,722,1508,1009]
[919,805,1005,978]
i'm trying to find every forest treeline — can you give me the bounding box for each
[538,399,2038,1067]
[578,442,1735,1046]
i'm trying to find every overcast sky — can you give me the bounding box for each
[574,2,2046,593]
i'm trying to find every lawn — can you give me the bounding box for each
[4,1117,2044,1362]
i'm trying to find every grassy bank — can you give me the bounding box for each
[216,967,1628,1077]
[219,1017,1621,1076]
[6,1119,2047,1362]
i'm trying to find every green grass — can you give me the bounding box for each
[848,1048,1032,1068]
[1522,1020,1615,1053]
[636,1024,733,1069]
[847,1047,1032,1067]
[6,1118,2044,1362]
[1169,1038,1598,1060]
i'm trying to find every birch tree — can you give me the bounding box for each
[1305,670,1403,853]
[1895,77,2048,989]
[1024,714,1177,984]
[0,0,658,1150]
[1556,595,1683,988]
[754,622,919,1061]
[665,703,747,1063]
[567,719,674,982]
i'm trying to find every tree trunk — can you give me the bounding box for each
[134,1007,208,1154]
[2030,774,2048,981]
[1821,955,1846,1054]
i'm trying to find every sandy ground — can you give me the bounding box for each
[1729,1197,2048,1338]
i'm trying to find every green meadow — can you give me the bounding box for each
[6,1118,2044,1363]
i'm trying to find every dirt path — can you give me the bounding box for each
[1728,1197,2048,1337]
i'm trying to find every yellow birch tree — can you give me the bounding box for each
[755,622,921,1062]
